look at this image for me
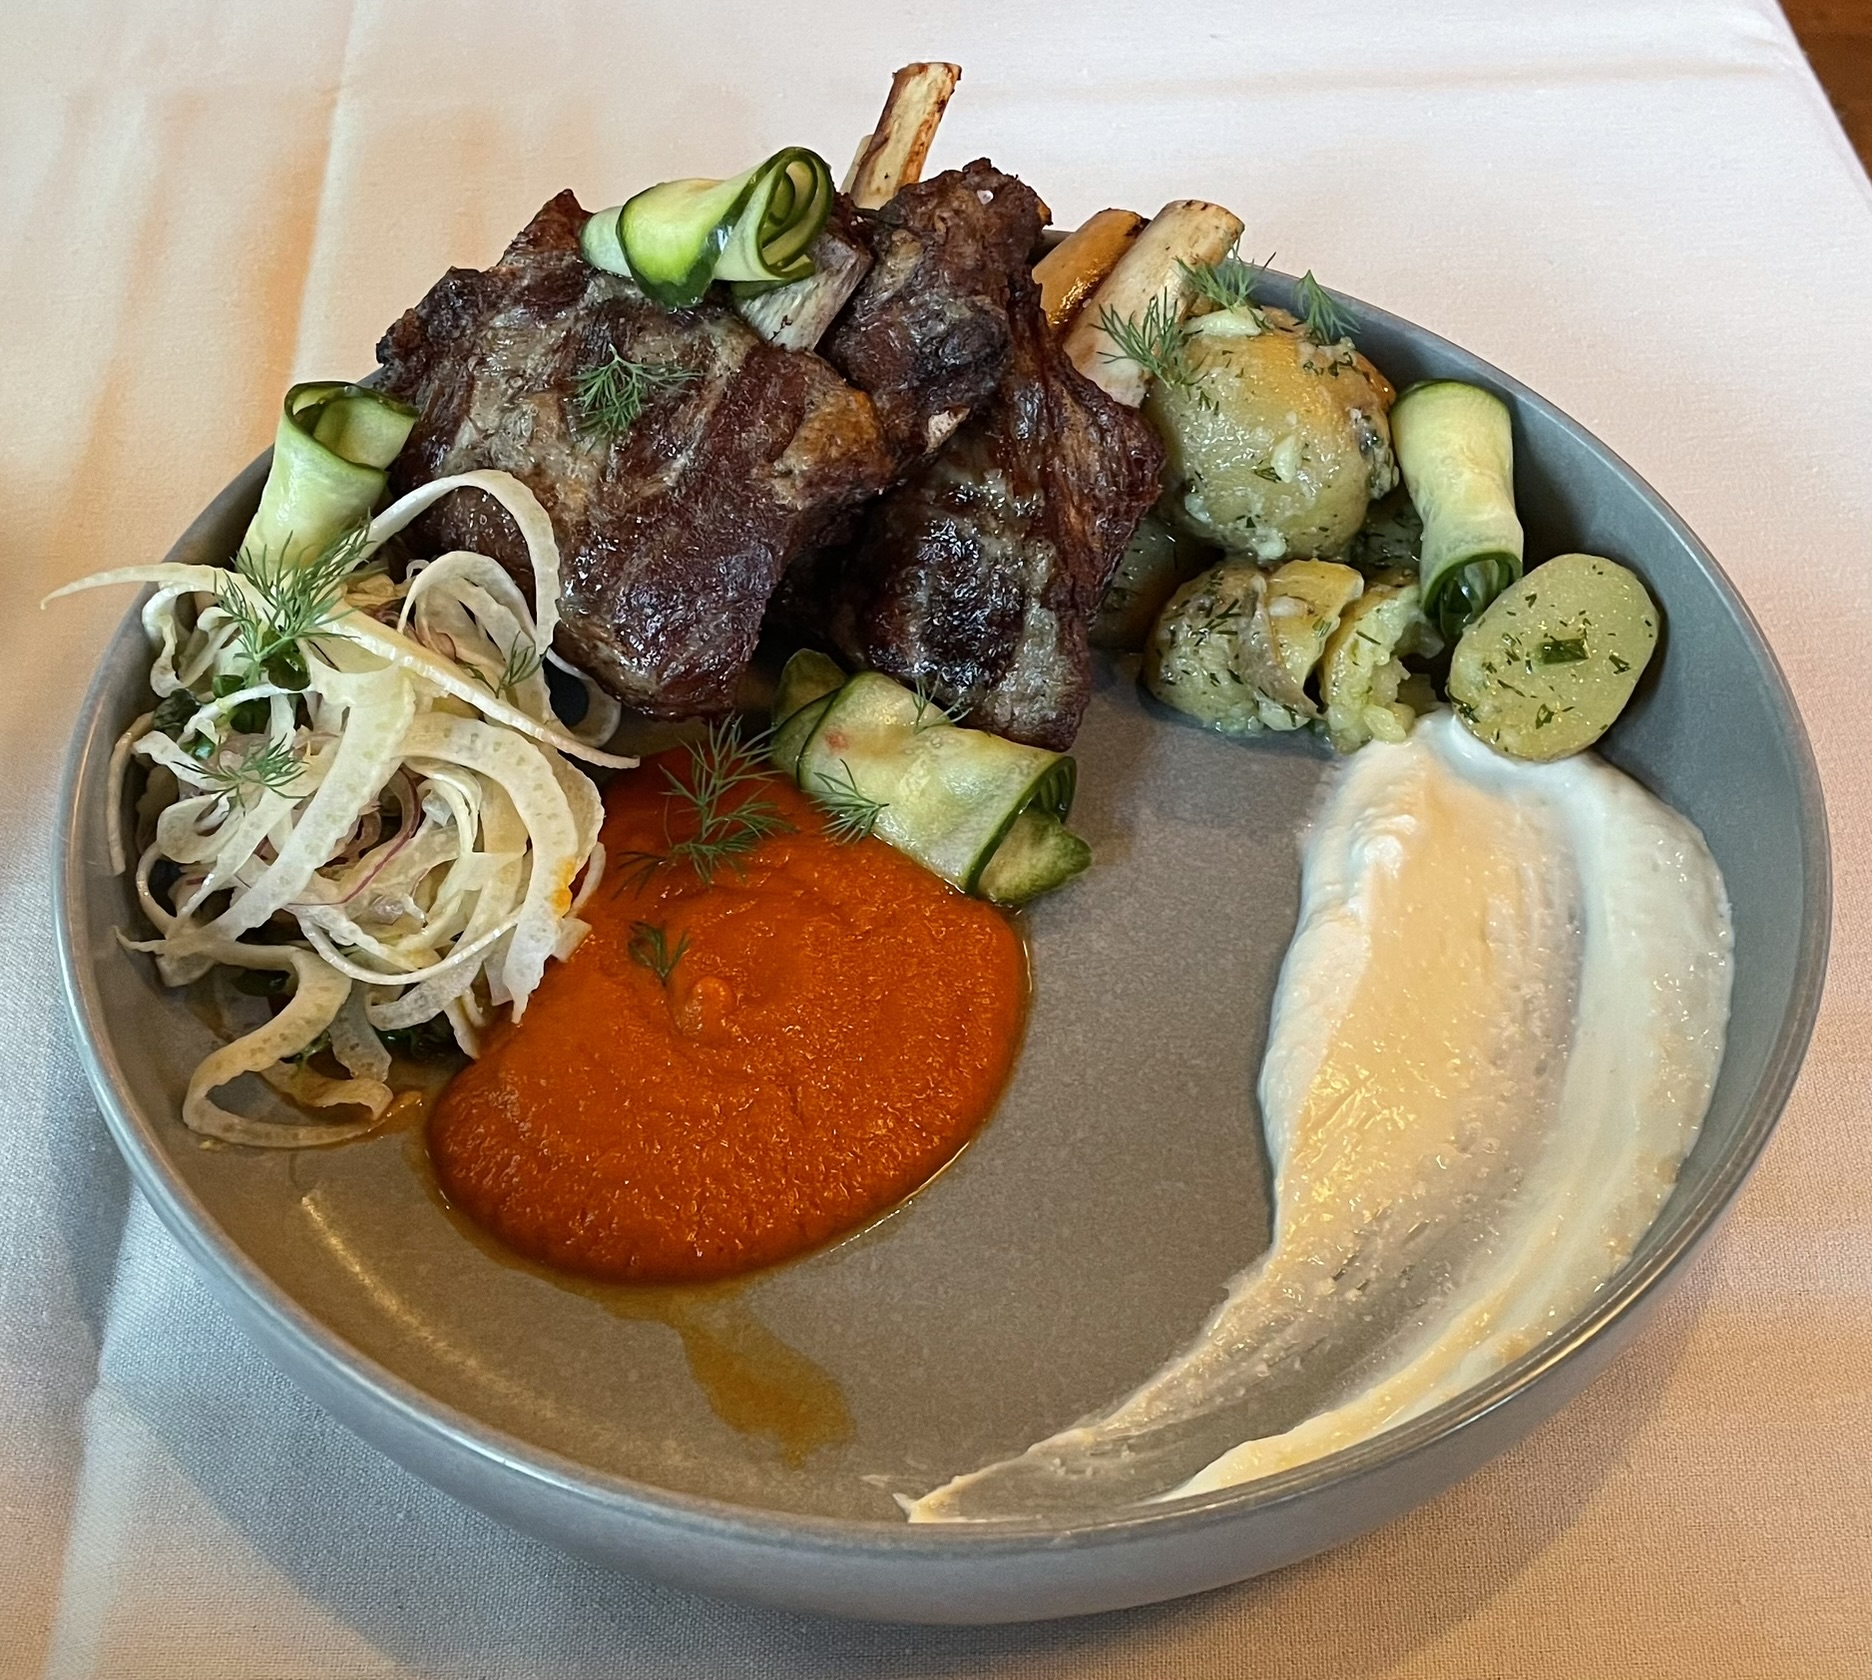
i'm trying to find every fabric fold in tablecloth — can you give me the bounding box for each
[3,2,1869,1674]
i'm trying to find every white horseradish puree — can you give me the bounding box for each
[909,709,1733,1522]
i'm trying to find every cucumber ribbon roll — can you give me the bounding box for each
[580,148,835,309]
[771,652,1093,906]
[1391,380,1524,642]
[242,382,419,569]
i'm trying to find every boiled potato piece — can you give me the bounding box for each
[1447,553,1659,761]
[1148,305,1398,563]
[1319,573,1442,753]
[1265,560,1365,708]
[1090,512,1215,652]
[1146,562,1293,735]
[1145,559,1363,735]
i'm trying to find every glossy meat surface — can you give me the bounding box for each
[807,208,1165,748]
[376,191,893,717]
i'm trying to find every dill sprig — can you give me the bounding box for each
[218,520,369,690]
[1179,251,1273,312]
[666,721,791,882]
[812,760,888,843]
[612,848,669,895]
[910,678,958,734]
[200,736,305,803]
[1295,270,1356,346]
[615,718,792,890]
[572,349,698,440]
[1097,294,1200,393]
[628,920,689,986]
[462,636,546,702]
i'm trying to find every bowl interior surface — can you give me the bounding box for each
[57,279,1827,1558]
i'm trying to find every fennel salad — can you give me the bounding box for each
[55,382,630,1145]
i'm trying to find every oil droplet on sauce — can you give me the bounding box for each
[411,1132,852,1464]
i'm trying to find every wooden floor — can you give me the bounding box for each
[1785,0,1872,167]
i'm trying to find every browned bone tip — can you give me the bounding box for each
[845,63,963,210]
[1063,199,1243,406]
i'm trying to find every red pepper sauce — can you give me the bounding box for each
[429,752,1028,1284]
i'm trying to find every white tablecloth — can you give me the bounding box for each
[4,2,1869,1673]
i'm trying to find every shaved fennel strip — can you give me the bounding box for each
[397,716,581,1014]
[571,840,607,913]
[296,905,522,987]
[203,666,416,941]
[329,985,392,1083]
[154,793,238,865]
[364,469,563,649]
[409,582,553,724]
[547,649,625,746]
[183,681,298,750]
[443,996,484,1059]
[334,612,634,768]
[368,777,530,1031]
[133,845,176,937]
[44,562,228,602]
[106,713,155,874]
[178,786,300,917]
[120,937,381,1146]
[261,1060,393,1121]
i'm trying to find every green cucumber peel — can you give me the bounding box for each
[1392,379,1524,640]
[590,147,834,309]
[1423,552,1521,643]
[241,382,418,570]
[955,757,1081,898]
[714,150,831,286]
[975,809,1093,905]
[772,648,847,728]
[770,691,835,782]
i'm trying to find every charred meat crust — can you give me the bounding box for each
[822,160,1046,469]
[824,260,1165,750]
[375,173,1160,747]
[375,190,894,718]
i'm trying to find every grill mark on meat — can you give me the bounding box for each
[795,178,1165,750]
[375,190,893,718]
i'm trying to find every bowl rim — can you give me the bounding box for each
[52,279,1832,1559]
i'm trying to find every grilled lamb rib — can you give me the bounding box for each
[375,190,893,718]
[822,159,1043,470]
[793,169,1166,750]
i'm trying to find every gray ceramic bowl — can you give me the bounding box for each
[54,277,1828,1623]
